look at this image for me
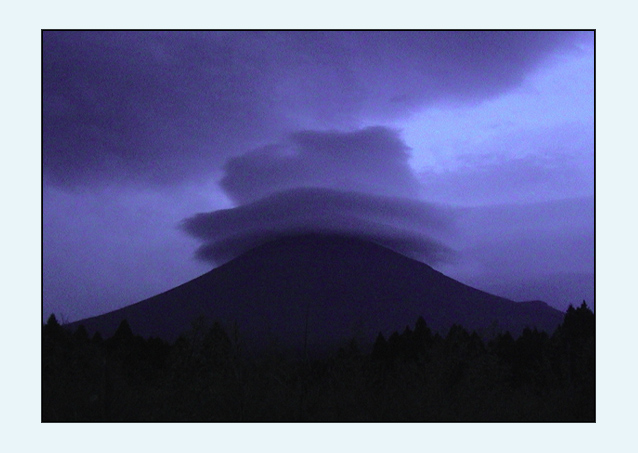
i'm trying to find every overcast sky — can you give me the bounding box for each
[42,31,594,322]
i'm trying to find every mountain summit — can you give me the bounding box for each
[67,234,564,352]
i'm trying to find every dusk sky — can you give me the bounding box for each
[42,31,594,323]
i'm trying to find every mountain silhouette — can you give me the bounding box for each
[66,233,564,353]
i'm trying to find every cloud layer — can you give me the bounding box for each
[221,126,421,203]
[43,31,582,187]
[182,187,456,266]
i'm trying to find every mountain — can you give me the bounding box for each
[66,234,565,353]
[464,272,595,313]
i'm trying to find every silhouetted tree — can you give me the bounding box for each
[45,313,60,328]
[413,316,433,350]
[561,301,595,342]
[371,332,389,362]
[92,331,103,344]
[445,324,472,357]
[43,313,72,349]
[337,337,361,360]
[386,331,402,361]
[202,322,232,371]
[398,325,419,361]
[44,314,65,340]
[112,319,134,342]
[73,325,89,344]
[490,331,515,363]
[42,312,595,421]
[512,327,551,389]
[553,301,595,394]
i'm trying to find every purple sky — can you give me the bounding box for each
[42,31,594,322]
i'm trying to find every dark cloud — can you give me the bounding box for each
[181,187,456,266]
[43,31,278,187]
[221,126,420,203]
[43,31,582,187]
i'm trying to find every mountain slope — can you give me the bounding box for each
[67,234,565,351]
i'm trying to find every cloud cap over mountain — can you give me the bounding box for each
[182,187,456,266]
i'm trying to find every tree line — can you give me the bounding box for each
[42,302,594,421]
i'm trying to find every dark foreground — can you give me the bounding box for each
[42,303,594,422]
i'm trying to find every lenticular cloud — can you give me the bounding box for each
[183,125,460,266]
[220,127,421,203]
[182,187,456,266]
